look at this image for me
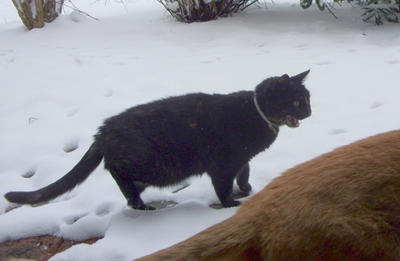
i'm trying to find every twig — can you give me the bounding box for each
[242,0,259,10]
[63,0,100,21]
[326,3,338,18]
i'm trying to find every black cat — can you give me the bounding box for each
[5,70,311,210]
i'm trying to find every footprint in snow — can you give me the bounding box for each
[369,101,384,109]
[104,89,114,98]
[329,129,347,135]
[66,108,80,117]
[73,57,83,65]
[95,202,118,216]
[256,50,271,56]
[294,44,307,48]
[315,60,333,66]
[0,50,15,62]
[387,60,399,65]
[63,138,79,153]
[7,57,16,63]
[293,44,310,51]
[110,61,125,66]
[21,168,37,178]
[28,117,39,125]
[64,213,88,225]
[200,56,221,64]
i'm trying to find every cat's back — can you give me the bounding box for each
[239,130,400,260]
[96,93,212,139]
[243,130,400,217]
[278,129,400,192]
[104,93,211,123]
[97,91,253,143]
[104,90,252,123]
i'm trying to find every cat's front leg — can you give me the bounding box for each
[210,172,241,208]
[236,163,252,193]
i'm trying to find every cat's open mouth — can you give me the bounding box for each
[285,115,300,128]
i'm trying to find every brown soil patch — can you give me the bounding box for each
[0,235,102,261]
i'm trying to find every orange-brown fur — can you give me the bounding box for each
[137,130,400,261]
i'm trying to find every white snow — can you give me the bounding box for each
[0,0,399,260]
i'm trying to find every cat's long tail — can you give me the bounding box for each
[4,142,103,205]
[136,212,260,261]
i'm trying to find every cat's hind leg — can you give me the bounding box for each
[110,172,155,210]
[236,163,252,193]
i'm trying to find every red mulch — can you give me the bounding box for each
[0,235,101,261]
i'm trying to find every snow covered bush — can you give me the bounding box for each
[12,0,64,29]
[300,0,400,24]
[158,0,258,22]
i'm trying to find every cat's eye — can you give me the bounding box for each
[293,101,300,107]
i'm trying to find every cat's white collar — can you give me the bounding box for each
[253,95,278,135]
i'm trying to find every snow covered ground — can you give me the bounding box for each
[0,0,399,260]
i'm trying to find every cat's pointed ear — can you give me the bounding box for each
[278,74,290,83]
[292,70,310,83]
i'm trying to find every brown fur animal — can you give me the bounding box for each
[136,130,400,261]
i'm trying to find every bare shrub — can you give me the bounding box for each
[158,0,258,22]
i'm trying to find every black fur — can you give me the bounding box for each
[5,70,311,210]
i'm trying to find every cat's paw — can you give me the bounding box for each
[130,204,156,211]
[210,200,241,209]
[128,199,156,211]
[222,200,241,208]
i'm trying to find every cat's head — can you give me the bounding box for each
[255,70,311,128]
